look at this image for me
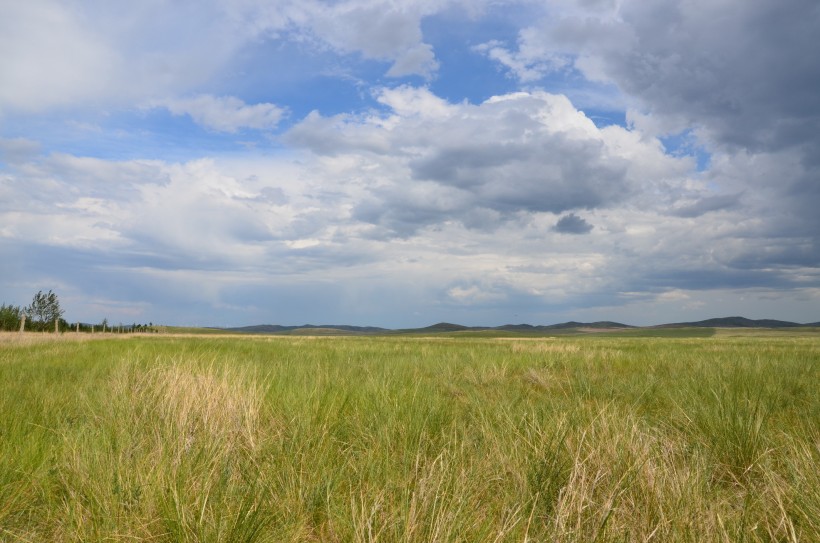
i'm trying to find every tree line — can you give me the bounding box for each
[0,290,159,333]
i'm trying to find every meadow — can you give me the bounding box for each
[0,331,817,542]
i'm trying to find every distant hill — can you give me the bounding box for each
[409,322,477,333]
[492,321,632,332]
[226,325,291,333]
[661,317,804,328]
[225,324,388,334]
[543,321,634,330]
[396,321,634,333]
[218,317,816,336]
[494,324,538,331]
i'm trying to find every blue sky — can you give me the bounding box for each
[1,0,818,327]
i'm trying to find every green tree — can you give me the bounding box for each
[0,304,22,331]
[26,290,64,332]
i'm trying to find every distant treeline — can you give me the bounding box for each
[1,291,158,333]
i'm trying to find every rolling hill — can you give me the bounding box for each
[215,317,820,335]
[660,317,805,328]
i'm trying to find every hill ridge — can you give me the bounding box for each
[660,316,804,328]
[218,317,819,335]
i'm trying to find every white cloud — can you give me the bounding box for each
[475,27,570,83]
[386,43,439,78]
[375,85,453,119]
[0,2,117,111]
[157,95,286,133]
[0,0,277,112]
[471,0,820,276]
[298,0,473,78]
[447,284,507,304]
[490,0,820,154]
[288,87,694,236]
[656,290,691,303]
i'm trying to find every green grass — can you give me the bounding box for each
[155,325,235,335]
[0,332,818,542]
[596,326,717,338]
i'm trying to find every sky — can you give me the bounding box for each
[1,0,819,328]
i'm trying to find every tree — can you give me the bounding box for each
[26,290,64,332]
[0,304,22,331]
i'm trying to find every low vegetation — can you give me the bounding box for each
[0,333,817,542]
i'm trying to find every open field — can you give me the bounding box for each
[1,333,818,542]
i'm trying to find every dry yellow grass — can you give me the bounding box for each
[0,331,109,345]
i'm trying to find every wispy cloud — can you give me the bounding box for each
[155,95,286,133]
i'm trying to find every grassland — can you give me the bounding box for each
[0,331,818,542]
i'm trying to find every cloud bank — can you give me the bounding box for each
[0,0,817,327]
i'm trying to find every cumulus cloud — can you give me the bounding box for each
[596,0,818,153]
[288,87,691,236]
[480,1,819,151]
[476,0,820,271]
[157,95,286,133]
[1,133,816,325]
